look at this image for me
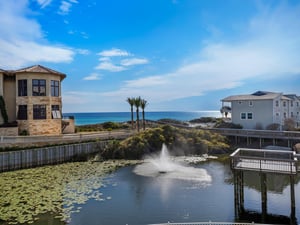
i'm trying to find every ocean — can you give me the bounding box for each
[63,111,221,126]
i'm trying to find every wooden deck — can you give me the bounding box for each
[230,148,299,174]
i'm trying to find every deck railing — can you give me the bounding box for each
[230,148,298,174]
[208,128,300,140]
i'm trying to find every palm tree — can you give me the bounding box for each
[134,96,141,132]
[140,99,148,130]
[126,97,135,129]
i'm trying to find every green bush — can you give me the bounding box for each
[100,125,230,159]
[19,129,29,136]
[266,123,280,130]
[214,122,242,129]
[189,117,217,123]
[0,96,8,123]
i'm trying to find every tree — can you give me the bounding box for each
[126,97,135,129]
[134,96,141,132]
[140,99,148,130]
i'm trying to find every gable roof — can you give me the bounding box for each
[222,91,282,102]
[284,94,300,101]
[15,65,66,79]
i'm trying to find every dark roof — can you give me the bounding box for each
[252,91,269,96]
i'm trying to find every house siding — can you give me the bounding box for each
[222,91,300,130]
[232,99,274,129]
[3,76,16,123]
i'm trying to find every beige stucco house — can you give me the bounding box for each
[0,65,74,136]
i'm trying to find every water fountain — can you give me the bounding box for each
[133,143,212,183]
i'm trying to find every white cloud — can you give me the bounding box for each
[0,0,74,68]
[99,57,110,62]
[76,48,90,55]
[58,0,78,15]
[98,48,130,57]
[101,3,300,102]
[121,58,149,66]
[95,48,148,72]
[83,73,102,80]
[0,39,73,68]
[36,0,52,8]
[58,1,72,15]
[95,61,126,72]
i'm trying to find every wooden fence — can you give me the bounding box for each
[0,141,109,172]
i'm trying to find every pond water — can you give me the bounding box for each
[0,160,299,225]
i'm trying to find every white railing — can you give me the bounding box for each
[230,148,298,174]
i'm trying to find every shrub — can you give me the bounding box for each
[266,123,280,130]
[100,125,230,159]
[214,122,242,129]
[255,122,263,130]
[189,117,217,123]
[0,96,8,123]
[283,118,296,131]
[19,129,29,136]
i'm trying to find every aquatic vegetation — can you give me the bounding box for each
[0,160,138,224]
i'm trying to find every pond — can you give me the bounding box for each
[0,159,299,225]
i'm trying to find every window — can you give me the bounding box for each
[284,112,287,118]
[247,113,253,119]
[33,105,46,119]
[291,101,294,107]
[291,112,294,117]
[241,113,246,119]
[17,105,27,120]
[238,101,242,104]
[283,101,286,107]
[51,80,59,97]
[32,79,46,96]
[51,105,61,119]
[249,101,253,107]
[297,102,299,107]
[275,101,279,107]
[18,80,27,96]
[241,112,252,120]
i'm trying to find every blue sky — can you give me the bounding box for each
[0,0,300,113]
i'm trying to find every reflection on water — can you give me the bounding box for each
[0,160,299,225]
[69,161,299,225]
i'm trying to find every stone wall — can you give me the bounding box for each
[0,127,18,136]
[62,118,75,134]
[18,119,61,135]
[16,86,63,135]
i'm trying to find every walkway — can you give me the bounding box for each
[0,130,134,147]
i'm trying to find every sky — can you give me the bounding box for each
[0,0,300,113]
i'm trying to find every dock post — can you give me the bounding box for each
[234,170,244,219]
[260,172,267,223]
[290,175,296,224]
[239,171,244,213]
[234,171,239,219]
